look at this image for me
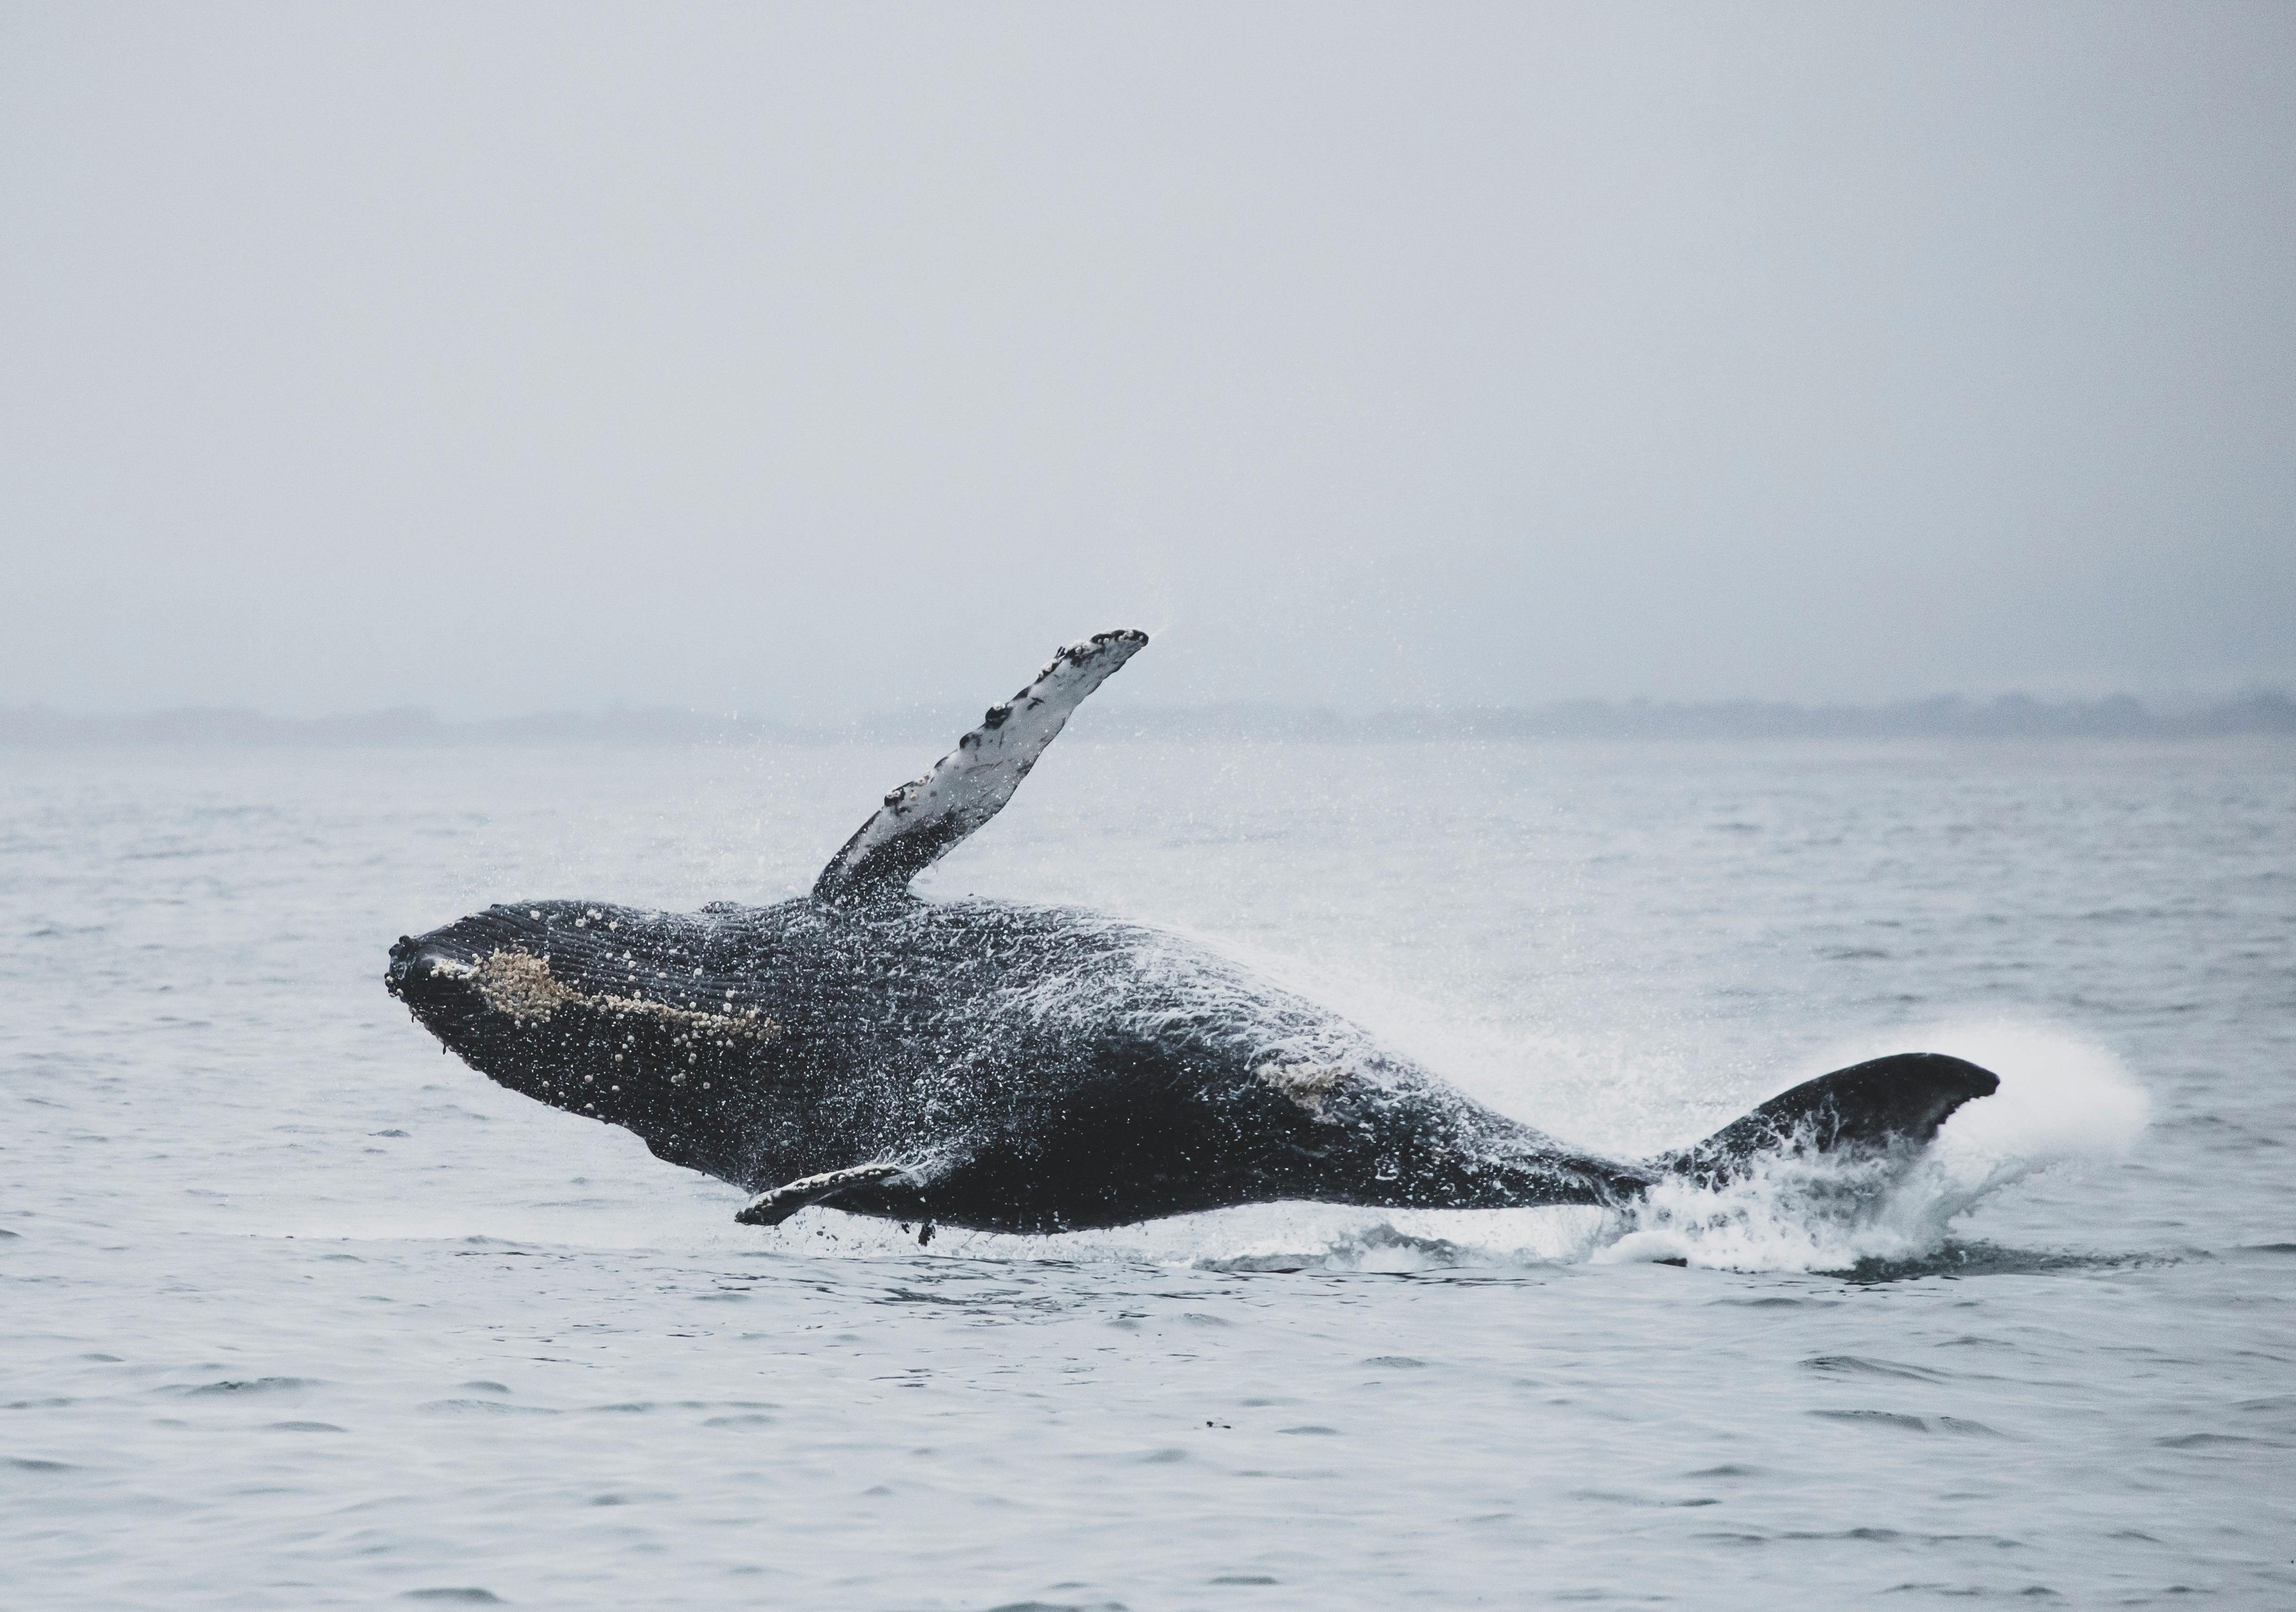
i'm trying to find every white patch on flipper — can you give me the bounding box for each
[736,1162,907,1226]
[814,629,1149,905]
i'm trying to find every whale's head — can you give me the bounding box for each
[385,901,782,1181]
[385,905,574,1062]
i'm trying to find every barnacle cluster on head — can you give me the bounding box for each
[471,948,574,1023]
[469,946,779,1042]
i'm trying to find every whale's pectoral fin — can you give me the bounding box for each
[1659,1052,2000,1188]
[736,1162,906,1226]
[812,629,1150,907]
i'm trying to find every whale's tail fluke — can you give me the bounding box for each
[1656,1052,1999,1186]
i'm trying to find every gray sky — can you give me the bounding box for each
[4,3,2291,717]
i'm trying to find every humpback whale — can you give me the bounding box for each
[385,630,1998,1238]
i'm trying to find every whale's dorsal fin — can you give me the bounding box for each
[812,629,1149,908]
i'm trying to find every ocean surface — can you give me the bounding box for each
[4,737,2291,1608]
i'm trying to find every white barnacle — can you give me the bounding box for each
[473,946,780,1045]
[472,949,577,1024]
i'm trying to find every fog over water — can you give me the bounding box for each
[4,3,2293,717]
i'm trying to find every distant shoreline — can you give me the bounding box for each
[4,692,2292,747]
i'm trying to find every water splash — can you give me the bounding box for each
[295,993,2151,1281]
[1598,1020,2150,1272]
[791,1018,2150,1277]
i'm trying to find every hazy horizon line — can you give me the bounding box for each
[4,689,2292,747]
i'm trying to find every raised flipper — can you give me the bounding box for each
[1658,1052,1999,1187]
[813,629,1150,908]
[735,1162,906,1226]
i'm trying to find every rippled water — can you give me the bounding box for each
[5,738,2292,1607]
